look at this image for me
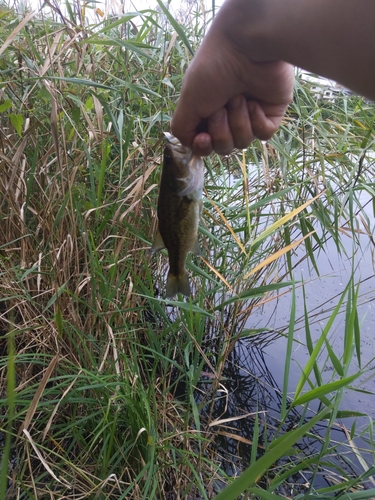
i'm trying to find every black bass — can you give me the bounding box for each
[151,133,204,298]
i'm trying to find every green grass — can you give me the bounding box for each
[1,2,375,498]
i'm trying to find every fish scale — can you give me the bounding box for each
[151,133,204,298]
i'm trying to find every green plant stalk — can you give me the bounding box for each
[250,409,259,467]
[97,139,110,208]
[0,326,16,499]
[281,280,296,419]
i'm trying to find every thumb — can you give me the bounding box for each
[171,100,202,147]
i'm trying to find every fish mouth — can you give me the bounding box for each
[163,132,204,197]
[164,132,193,162]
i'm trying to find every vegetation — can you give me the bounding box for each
[1,1,375,498]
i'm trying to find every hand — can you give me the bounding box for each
[171,9,294,156]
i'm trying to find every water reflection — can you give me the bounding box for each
[195,338,373,493]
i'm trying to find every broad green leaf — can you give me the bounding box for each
[293,373,361,406]
[217,281,293,309]
[49,76,161,97]
[325,339,344,377]
[335,410,367,418]
[89,12,139,34]
[10,113,23,136]
[0,99,12,112]
[85,36,158,61]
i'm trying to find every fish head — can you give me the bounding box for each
[163,132,204,197]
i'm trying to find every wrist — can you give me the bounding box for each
[212,0,280,62]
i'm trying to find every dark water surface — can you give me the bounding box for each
[254,199,375,413]
[224,190,375,492]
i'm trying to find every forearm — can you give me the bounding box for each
[216,0,375,100]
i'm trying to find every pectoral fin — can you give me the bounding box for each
[192,238,201,256]
[151,228,165,254]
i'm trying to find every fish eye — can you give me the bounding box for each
[164,152,172,163]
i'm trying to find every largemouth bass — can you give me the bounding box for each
[151,133,204,298]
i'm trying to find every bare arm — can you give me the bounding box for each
[246,0,375,97]
[171,0,375,156]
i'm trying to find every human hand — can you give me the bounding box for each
[171,3,295,156]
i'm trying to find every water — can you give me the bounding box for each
[221,187,375,492]
[251,192,375,411]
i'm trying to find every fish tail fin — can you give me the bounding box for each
[166,272,191,298]
[151,227,165,254]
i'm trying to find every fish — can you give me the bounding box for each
[151,132,204,298]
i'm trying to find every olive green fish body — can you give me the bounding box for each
[152,133,204,298]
